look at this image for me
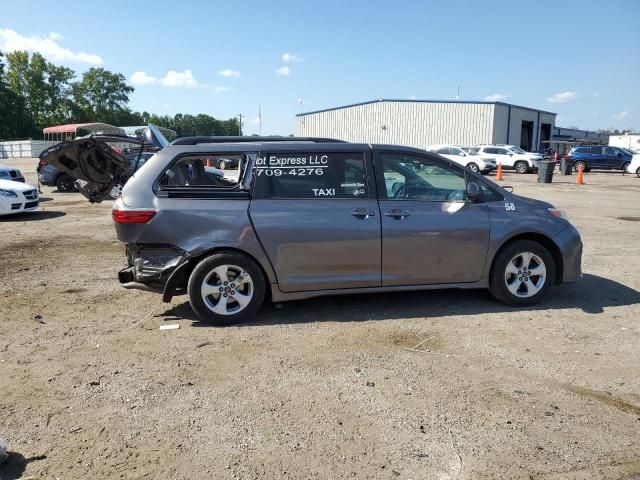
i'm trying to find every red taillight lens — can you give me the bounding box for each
[567,152,572,158]
[38,159,47,167]
[112,209,156,224]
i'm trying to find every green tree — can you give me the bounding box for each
[0,50,34,138]
[72,67,134,123]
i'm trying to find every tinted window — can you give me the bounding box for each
[159,154,242,188]
[496,148,510,155]
[435,147,451,155]
[574,147,588,153]
[590,146,603,155]
[254,152,367,199]
[379,153,466,202]
[604,147,619,156]
[450,147,464,156]
[481,183,504,202]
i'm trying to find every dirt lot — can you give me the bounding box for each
[1,158,639,480]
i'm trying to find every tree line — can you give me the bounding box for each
[0,50,240,140]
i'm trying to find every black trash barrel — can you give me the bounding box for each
[537,161,555,183]
[560,158,572,175]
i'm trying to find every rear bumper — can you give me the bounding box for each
[117,243,190,301]
[553,224,583,283]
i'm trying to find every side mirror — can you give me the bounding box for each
[509,153,514,156]
[467,181,482,202]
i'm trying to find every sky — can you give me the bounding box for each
[1,0,639,135]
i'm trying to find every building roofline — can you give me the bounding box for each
[296,99,557,117]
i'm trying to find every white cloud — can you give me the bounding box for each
[613,111,631,120]
[547,91,577,103]
[219,68,240,78]
[130,69,200,88]
[281,52,302,63]
[130,71,158,86]
[160,69,198,88]
[0,28,103,64]
[276,65,290,76]
[485,93,508,102]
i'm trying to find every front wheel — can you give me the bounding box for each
[636,167,640,178]
[466,162,479,173]
[489,240,555,307]
[621,161,630,173]
[514,161,529,174]
[187,252,265,325]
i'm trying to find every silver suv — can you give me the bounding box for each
[40,126,583,325]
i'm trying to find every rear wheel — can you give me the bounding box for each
[489,240,555,307]
[466,162,479,173]
[573,160,586,172]
[109,184,123,199]
[55,174,76,192]
[514,161,529,174]
[187,252,265,325]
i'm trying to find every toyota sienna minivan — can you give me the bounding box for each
[40,126,583,325]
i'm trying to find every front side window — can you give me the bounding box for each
[253,152,367,199]
[159,154,244,189]
[450,147,464,156]
[379,153,467,202]
[435,147,451,155]
[496,148,511,155]
[604,147,619,156]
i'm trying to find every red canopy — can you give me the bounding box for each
[42,123,94,134]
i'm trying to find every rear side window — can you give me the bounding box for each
[253,152,367,199]
[590,146,603,155]
[159,154,244,189]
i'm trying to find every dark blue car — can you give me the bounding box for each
[566,145,632,172]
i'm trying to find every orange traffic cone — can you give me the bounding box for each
[495,162,503,181]
[576,165,584,185]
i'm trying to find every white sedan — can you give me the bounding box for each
[626,153,640,177]
[0,179,39,216]
[427,145,496,173]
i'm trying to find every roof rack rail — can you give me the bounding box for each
[171,136,346,146]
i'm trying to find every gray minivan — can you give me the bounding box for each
[40,129,583,325]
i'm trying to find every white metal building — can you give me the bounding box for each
[296,99,557,152]
[609,134,640,151]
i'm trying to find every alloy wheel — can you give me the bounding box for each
[201,264,254,315]
[504,251,547,298]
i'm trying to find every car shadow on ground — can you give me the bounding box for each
[160,273,640,327]
[0,452,46,479]
[1,210,66,222]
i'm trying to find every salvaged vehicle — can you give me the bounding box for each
[39,127,583,325]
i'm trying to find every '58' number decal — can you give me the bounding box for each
[504,202,516,211]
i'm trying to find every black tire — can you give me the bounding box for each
[489,240,556,307]
[621,161,630,173]
[187,252,266,325]
[514,161,529,174]
[573,160,586,173]
[636,167,640,178]
[55,174,76,192]
[466,162,479,173]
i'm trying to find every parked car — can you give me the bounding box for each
[626,153,640,177]
[38,160,77,192]
[39,130,583,325]
[473,145,540,173]
[498,145,544,162]
[0,179,39,216]
[0,165,25,183]
[566,145,632,172]
[214,157,238,170]
[427,145,496,173]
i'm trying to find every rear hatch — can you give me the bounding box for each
[38,124,168,203]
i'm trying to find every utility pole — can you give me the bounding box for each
[236,114,243,136]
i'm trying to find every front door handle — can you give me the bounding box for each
[350,208,376,219]
[385,209,410,219]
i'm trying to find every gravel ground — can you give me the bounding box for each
[1,158,639,480]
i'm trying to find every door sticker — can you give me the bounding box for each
[504,202,516,211]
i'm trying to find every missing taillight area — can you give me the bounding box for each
[112,209,156,224]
